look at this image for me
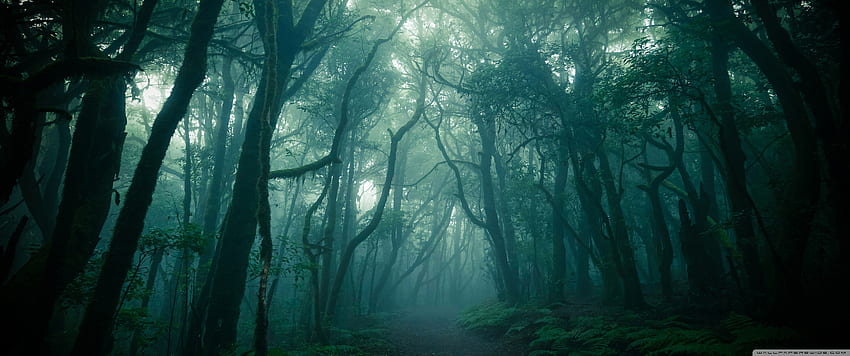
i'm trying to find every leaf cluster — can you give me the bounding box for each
[139,223,208,254]
[461,301,806,356]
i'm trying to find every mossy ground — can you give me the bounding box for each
[457,301,812,356]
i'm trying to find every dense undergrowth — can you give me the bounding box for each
[458,301,805,356]
[265,315,397,356]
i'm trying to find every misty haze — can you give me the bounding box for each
[0,0,846,355]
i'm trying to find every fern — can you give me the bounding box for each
[556,328,611,354]
[646,315,690,329]
[534,315,562,326]
[624,312,803,356]
[527,317,623,356]
[722,312,756,330]
[722,312,801,351]
[628,327,722,355]
[458,302,521,336]
[530,324,571,350]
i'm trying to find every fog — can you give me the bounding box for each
[0,0,846,355]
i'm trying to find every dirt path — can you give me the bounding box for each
[386,306,525,356]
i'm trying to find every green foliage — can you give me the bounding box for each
[373,209,407,240]
[341,327,396,355]
[457,301,523,336]
[114,307,165,353]
[61,251,106,307]
[529,324,570,351]
[271,235,306,281]
[627,327,726,355]
[139,223,208,254]
[114,307,153,331]
[283,326,396,356]
[525,315,630,356]
[460,301,806,356]
[120,262,154,301]
[721,312,801,351]
[295,344,361,356]
[624,313,802,356]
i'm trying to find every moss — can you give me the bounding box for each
[458,301,806,356]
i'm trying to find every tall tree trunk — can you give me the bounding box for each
[748,0,842,167]
[267,179,302,304]
[668,109,723,303]
[253,5,281,349]
[3,76,128,355]
[70,1,225,353]
[574,154,620,302]
[749,0,848,328]
[325,83,426,321]
[42,114,72,229]
[706,0,821,313]
[639,140,676,302]
[369,141,408,312]
[129,248,164,356]
[253,111,274,356]
[319,162,342,314]
[597,151,646,309]
[301,175,332,342]
[549,135,568,302]
[201,1,328,351]
[475,117,521,304]
[2,1,158,353]
[20,80,76,241]
[386,196,453,299]
[184,55,236,356]
[200,56,234,241]
[707,34,766,301]
[19,111,51,239]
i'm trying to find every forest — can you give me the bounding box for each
[0,0,846,355]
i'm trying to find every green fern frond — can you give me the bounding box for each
[628,327,721,354]
[534,315,562,326]
[530,325,571,350]
[721,312,801,350]
[647,315,690,329]
[458,302,521,335]
[722,312,757,330]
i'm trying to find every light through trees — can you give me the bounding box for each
[0,0,845,355]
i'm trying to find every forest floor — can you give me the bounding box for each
[385,305,526,356]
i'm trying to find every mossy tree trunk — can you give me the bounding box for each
[201,1,329,352]
[70,0,226,353]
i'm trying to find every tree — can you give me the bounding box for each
[70,0,226,353]
[2,1,158,353]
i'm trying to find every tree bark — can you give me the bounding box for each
[706,0,821,310]
[325,87,426,321]
[369,141,409,312]
[639,137,677,302]
[70,0,225,353]
[549,134,568,302]
[706,32,767,301]
[597,151,646,309]
[201,1,328,351]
